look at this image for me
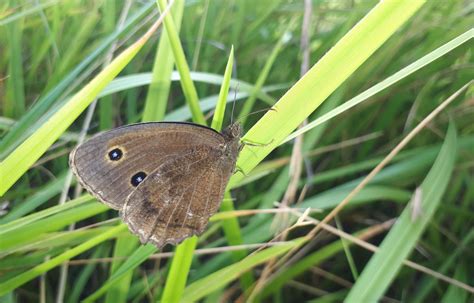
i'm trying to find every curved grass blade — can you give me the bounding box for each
[0,173,67,224]
[0,0,58,26]
[345,122,457,302]
[99,71,281,110]
[0,5,172,196]
[0,202,107,253]
[182,238,305,302]
[0,2,155,159]
[211,45,233,131]
[83,243,157,302]
[284,28,473,143]
[0,224,127,296]
[0,195,93,236]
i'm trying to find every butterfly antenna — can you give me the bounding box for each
[236,107,275,123]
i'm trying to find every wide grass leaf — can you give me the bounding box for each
[229,0,427,187]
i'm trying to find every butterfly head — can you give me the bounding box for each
[222,122,242,141]
[221,122,242,159]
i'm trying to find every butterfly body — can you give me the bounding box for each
[69,122,241,248]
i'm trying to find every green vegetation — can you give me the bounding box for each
[0,0,472,302]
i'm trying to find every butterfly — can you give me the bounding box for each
[69,122,242,248]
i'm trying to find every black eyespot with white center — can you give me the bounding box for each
[108,148,123,161]
[131,172,147,187]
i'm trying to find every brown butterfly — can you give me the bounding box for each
[69,122,242,248]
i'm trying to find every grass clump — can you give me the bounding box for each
[0,1,472,302]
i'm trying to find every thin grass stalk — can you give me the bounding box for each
[143,0,185,122]
[238,29,289,127]
[156,0,205,125]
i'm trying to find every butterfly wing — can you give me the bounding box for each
[121,144,235,247]
[69,122,224,210]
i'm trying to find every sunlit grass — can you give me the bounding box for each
[0,0,472,302]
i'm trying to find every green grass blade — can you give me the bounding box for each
[156,0,205,125]
[440,264,468,303]
[0,0,58,26]
[161,236,198,302]
[0,2,154,159]
[284,28,473,143]
[257,231,361,300]
[161,36,235,303]
[0,224,127,296]
[5,15,25,118]
[98,0,116,131]
[0,195,93,236]
[229,0,427,187]
[220,193,254,291]
[345,122,457,302]
[211,45,233,131]
[143,0,185,122]
[104,235,140,303]
[83,244,157,302]
[0,202,107,252]
[67,244,109,303]
[0,13,166,196]
[412,229,474,303]
[238,29,288,127]
[0,173,66,224]
[182,238,305,302]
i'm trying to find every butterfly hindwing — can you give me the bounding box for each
[121,144,232,247]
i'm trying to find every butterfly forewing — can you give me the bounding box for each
[69,123,224,210]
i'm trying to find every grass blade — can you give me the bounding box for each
[0,7,170,196]
[161,38,236,303]
[161,237,198,302]
[229,0,427,187]
[143,0,185,122]
[211,45,233,131]
[0,3,154,158]
[4,15,25,118]
[182,238,305,302]
[84,241,156,303]
[345,122,457,302]
[156,0,205,125]
[0,224,127,296]
[104,235,139,303]
[284,28,473,143]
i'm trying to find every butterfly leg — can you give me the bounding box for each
[240,138,274,147]
[234,165,247,176]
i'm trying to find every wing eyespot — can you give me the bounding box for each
[131,172,147,187]
[108,148,123,161]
